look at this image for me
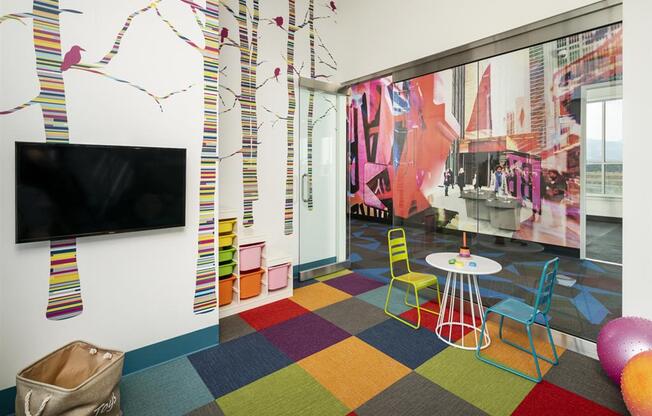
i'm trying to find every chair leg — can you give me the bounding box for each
[404,284,412,307]
[499,318,559,366]
[414,284,422,328]
[404,283,439,317]
[475,310,491,360]
[526,324,543,382]
[476,312,544,383]
[543,315,559,365]
[384,279,419,329]
[434,276,442,307]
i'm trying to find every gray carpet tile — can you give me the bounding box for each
[185,401,224,416]
[543,350,627,414]
[356,372,487,416]
[219,314,256,343]
[121,357,214,416]
[314,297,389,335]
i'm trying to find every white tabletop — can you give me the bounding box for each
[425,252,502,275]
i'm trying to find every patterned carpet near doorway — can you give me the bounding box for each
[119,271,627,416]
[348,218,622,341]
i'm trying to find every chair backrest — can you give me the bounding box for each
[387,228,411,277]
[532,257,560,316]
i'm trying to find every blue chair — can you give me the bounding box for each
[475,257,560,382]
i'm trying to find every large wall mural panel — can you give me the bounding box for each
[348,23,622,249]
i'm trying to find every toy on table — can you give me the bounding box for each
[459,232,470,257]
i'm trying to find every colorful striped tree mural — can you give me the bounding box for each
[220,0,261,228]
[1,0,84,320]
[150,0,222,314]
[1,0,205,318]
[269,0,337,232]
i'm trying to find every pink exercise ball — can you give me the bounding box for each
[621,350,652,416]
[597,317,652,384]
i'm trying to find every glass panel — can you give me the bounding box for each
[298,87,346,277]
[604,163,623,196]
[586,164,604,194]
[605,99,623,162]
[586,102,603,163]
[347,77,395,278]
[346,23,622,342]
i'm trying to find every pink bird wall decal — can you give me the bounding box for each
[61,45,85,72]
[272,16,283,28]
[274,67,281,81]
[220,27,228,43]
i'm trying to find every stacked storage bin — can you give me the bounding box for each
[239,242,265,299]
[218,218,237,306]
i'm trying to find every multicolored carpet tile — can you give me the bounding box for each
[119,271,627,416]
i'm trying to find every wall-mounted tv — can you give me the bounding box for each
[15,142,186,243]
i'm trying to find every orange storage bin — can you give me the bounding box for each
[219,275,236,306]
[240,268,264,299]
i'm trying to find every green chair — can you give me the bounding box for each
[384,228,442,329]
[475,257,560,382]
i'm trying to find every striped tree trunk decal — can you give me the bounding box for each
[193,1,221,314]
[306,0,315,210]
[34,0,83,320]
[284,0,297,235]
[236,0,260,227]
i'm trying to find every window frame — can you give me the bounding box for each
[585,97,623,198]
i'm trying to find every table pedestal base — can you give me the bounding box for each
[435,271,491,350]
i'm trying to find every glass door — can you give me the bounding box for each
[297,79,348,281]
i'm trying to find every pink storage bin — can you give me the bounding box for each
[239,242,265,272]
[268,263,291,291]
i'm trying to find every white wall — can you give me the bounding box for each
[587,196,622,218]
[0,0,216,390]
[0,0,340,392]
[622,0,652,320]
[335,0,597,82]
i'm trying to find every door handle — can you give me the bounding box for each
[301,173,309,202]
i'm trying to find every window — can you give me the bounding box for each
[585,98,623,196]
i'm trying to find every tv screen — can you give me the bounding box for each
[15,142,186,243]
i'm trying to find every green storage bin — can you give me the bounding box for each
[218,261,237,278]
[218,246,236,263]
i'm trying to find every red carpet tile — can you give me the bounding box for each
[239,299,309,330]
[512,380,621,416]
[399,300,479,341]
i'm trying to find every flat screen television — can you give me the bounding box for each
[15,142,186,243]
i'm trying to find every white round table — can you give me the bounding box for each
[425,252,502,350]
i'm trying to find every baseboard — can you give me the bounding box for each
[0,388,16,416]
[0,324,219,415]
[293,257,337,278]
[122,324,219,375]
[587,214,622,224]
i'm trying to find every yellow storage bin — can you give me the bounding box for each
[218,219,237,234]
[218,233,236,248]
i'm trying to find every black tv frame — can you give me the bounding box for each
[15,141,187,244]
